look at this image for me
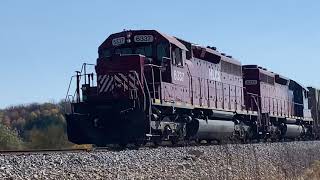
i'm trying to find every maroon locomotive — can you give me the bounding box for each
[66,30,315,146]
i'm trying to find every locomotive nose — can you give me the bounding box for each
[66,54,150,146]
[66,100,149,146]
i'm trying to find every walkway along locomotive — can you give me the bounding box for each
[65,30,318,146]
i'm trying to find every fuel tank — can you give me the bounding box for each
[285,124,303,138]
[186,119,235,140]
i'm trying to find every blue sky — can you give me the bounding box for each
[0,0,319,108]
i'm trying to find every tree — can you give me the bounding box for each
[0,124,24,150]
[27,124,72,149]
[0,101,74,150]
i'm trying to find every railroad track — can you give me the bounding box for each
[0,146,138,155]
[0,139,296,155]
[0,148,91,155]
[0,144,174,155]
[0,142,246,155]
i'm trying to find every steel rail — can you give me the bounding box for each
[0,148,92,155]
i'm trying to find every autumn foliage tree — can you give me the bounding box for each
[0,102,72,150]
[0,124,23,150]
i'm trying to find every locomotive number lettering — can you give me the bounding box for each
[134,35,154,43]
[209,69,221,82]
[112,37,125,46]
[174,70,185,82]
[245,80,257,85]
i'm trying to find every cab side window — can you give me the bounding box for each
[172,47,183,66]
[157,43,168,61]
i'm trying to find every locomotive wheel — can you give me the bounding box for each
[241,138,248,144]
[151,135,162,147]
[196,139,204,145]
[152,138,163,147]
[206,139,216,145]
[170,137,179,145]
[153,140,161,147]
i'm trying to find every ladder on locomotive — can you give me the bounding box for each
[144,64,162,101]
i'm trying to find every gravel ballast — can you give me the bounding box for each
[1,141,320,180]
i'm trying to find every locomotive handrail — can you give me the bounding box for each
[143,64,163,68]
[249,94,303,108]
[66,95,74,103]
[143,63,163,100]
[75,63,95,102]
[66,73,97,102]
[246,92,304,106]
[129,70,147,111]
[65,63,96,107]
[141,72,152,135]
[65,75,76,102]
[246,92,306,118]
[82,63,95,85]
[251,94,262,127]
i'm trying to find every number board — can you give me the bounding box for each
[209,69,221,82]
[173,70,185,82]
[112,37,125,46]
[245,80,258,85]
[134,35,154,43]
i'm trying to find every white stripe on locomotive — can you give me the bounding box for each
[98,73,138,93]
[99,75,111,93]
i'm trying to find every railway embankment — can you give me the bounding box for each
[1,141,320,179]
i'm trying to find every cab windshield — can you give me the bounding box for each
[100,45,152,59]
[100,42,169,62]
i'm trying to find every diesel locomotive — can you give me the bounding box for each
[65,30,319,146]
